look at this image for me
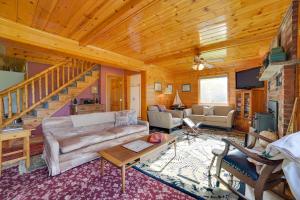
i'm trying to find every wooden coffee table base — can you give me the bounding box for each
[99,134,177,193]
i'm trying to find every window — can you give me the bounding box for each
[199,75,228,105]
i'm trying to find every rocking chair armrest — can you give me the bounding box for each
[221,139,282,166]
[248,131,275,143]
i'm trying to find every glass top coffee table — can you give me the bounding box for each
[99,133,177,193]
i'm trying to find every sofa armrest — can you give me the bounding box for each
[183,108,192,117]
[138,119,149,131]
[226,110,235,128]
[147,111,173,129]
[167,109,183,118]
[43,133,60,176]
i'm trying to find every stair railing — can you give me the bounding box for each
[0,59,96,128]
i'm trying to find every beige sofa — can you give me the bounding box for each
[184,105,235,129]
[42,111,149,176]
[147,105,183,133]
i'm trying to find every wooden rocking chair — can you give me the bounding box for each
[212,131,284,200]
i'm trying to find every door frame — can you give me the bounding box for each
[105,73,124,111]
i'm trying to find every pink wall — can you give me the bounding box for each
[27,62,50,78]
[27,62,124,137]
[100,65,124,104]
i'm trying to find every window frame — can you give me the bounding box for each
[198,74,229,106]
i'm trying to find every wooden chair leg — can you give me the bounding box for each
[254,188,264,200]
[215,157,222,187]
[208,154,216,188]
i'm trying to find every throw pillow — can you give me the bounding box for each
[128,110,138,125]
[115,111,129,127]
[259,131,278,148]
[203,106,214,116]
[157,105,167,112]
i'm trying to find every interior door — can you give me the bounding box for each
[110,77,123,111]
[129,74,141,117]
[130,86,140,116]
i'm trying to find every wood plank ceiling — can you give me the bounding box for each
[0,0,292,72]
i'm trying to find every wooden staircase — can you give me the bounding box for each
[0,59,98,130]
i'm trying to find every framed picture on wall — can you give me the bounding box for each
[167,84,173,93]
[182,84,191,92]
[154,82,162,91]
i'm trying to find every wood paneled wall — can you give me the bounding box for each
[170,68,237,108]
[144,65,264,111]
[145,66,174,107]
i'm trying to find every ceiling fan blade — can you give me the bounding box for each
[206,63,214,68]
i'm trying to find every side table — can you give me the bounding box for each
[0,129,31,176]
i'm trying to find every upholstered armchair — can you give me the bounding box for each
[212,131,284,200]
[147,105,183,133]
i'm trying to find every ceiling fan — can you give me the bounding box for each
[192,53,214,71]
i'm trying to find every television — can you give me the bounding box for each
[236,67,264,89]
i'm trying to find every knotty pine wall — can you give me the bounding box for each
[145,65,263,110]
[170,68,237,108]
[145,66,174,108]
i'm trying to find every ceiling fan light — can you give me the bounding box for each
[199,63,205,70]
[192,64,198,70]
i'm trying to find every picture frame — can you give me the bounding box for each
[182,84,191,92]
[154,82,162,92]
[167,84,173,93]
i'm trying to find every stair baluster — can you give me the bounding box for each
[51,69,54,93]
[0,97,3,125]
[56,67,60,89]
[45,74,48,96]
[39,77,42,101]
[16,89,20,114]
[31,80,35,105]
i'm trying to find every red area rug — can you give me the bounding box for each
[0,159,194,200]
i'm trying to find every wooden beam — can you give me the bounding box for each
[0,17,146,71]
[79,0,158,46]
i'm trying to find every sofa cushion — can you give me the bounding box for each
[188,115,205,123]
[108,125,147,138]
[42,116,73,132]
[203,106,214,116]
[192,105,203,115]
[128,110,138,125]
[223,149,259,181]
[59,131,116,153]
[71,112,116,127]
[204,115,227,123]
[115,111,129,127]
[50,122,115,140]
[157,105,167,112]
[213,106,232,116]
[148,105,159,111]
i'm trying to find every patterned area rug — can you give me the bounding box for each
[0,159,194,200]
[135,128,245,200]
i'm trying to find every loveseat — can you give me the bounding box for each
[183,105,235,129]
[42,111,149,176]
[147,105,183,133]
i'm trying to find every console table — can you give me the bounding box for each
[71,104,105,115]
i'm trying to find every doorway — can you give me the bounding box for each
[129,74,141,117]
[106,74,124,111]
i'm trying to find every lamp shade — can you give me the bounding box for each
[91,86,98,94]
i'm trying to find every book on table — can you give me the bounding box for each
[122,140,153,153]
